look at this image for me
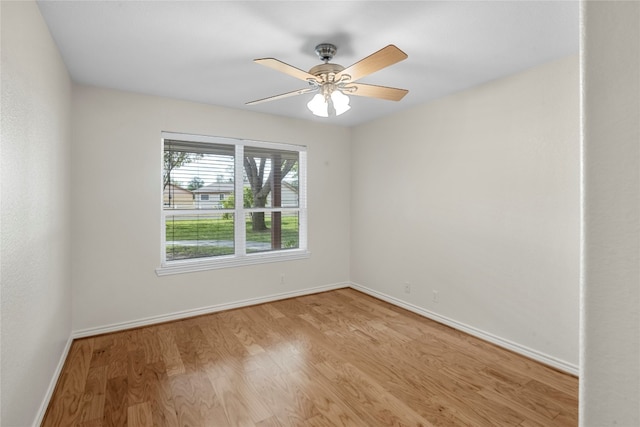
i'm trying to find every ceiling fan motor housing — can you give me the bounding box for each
[314,43,337,62]
[309,63,346,83]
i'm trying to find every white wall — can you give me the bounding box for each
[0,1,72,425]
[71,86,351,332]
[581,1,640,425]
[351,55,580,370]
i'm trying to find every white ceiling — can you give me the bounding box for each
[37,1,579,127]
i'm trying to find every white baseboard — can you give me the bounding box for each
[33,335,74,427]
[72,282,350,339]
[349,282,579,376]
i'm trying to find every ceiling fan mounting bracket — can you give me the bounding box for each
[314,43,337,62]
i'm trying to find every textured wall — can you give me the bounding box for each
[351,55,580,370]
[581,1,640,425]
[0,1,72,425]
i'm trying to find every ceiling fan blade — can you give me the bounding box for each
[336,45,408,83]
[346,83,408,101]
[246,87,317,106]
[254,58,320,83]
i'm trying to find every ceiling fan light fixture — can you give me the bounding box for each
[307,88,350,118]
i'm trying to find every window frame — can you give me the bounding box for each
[156,132,309,276]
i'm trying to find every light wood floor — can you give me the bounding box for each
[42,289,578,426]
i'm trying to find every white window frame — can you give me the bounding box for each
[156,132,309,276]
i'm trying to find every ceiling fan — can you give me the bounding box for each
[246,43,409,118]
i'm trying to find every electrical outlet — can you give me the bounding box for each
[432,290,439,303]
[404,282,411,294]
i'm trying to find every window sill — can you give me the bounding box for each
[155,249,311,276]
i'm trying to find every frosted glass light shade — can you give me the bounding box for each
[330,90,351,116]
[307,93,328,117]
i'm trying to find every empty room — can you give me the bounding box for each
[1,1,638,426]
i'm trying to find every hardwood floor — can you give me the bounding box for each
[42,289,578,426]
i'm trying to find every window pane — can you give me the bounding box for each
[245,211,299,254]
[243,148,299,209]
[165,213,234,260]
[164,142,234,210]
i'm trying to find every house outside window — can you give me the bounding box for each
[157,132,308,275]
[163,184,193,208]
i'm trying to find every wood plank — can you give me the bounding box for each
[156,326,185,376]
[286,367,371,426]
[167,373,206,426]
[210,373,261,426]
[42,339,95,426]
[255,416,283,427]
[127,402,153,427]
[248,368,319,425]
[106,334,128,380]
[312,360,433,426]
[103,375,128,426]
[142,361,179,427]
[170,323,225,423]
[79,365,107,423]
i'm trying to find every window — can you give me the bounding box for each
[157,132,308,275]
